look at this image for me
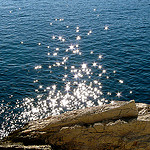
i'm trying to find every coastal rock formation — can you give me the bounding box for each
[1,100,150,150]
[0,145,52,150]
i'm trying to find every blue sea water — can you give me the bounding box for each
[0,0,150,138]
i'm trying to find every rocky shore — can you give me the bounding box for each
[0,100,150,150]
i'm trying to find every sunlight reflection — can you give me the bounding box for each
[0,9,133,139]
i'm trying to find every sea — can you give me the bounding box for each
[0,0,150,138]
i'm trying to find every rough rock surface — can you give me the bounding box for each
[0,145,52,150]
[1,100,150,150]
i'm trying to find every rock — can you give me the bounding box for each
[1,100,150,150]
[0,144,51,150]
[13,100,138,133]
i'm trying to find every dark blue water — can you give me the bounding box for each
[0,0,150,138]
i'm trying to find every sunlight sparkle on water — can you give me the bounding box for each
[116,92,121,97]
[99,55,102,59]
[76,36,81,40]
[65,84,70,91]
[64,75,68,78]
[90,51,93,54]
[104,26,109,30]
[82,63,87,69]
[53,52,57,56]
[98,65,102,69]
[62,38,65,42]
[58,36,62,40]
[34,65,42,69]
[93,62,97,67]
[119,80,124,84]
[0,8,133,139]
[89,30,92,34]
[102,70,106,73]
[33,80,38,83]
[52,35,56,39]
[69,45,74,50]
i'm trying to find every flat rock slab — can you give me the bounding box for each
[20,100,138,133]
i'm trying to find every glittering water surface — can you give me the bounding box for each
[0,0,150,138]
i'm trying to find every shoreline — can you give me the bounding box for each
[0,100,150,150]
